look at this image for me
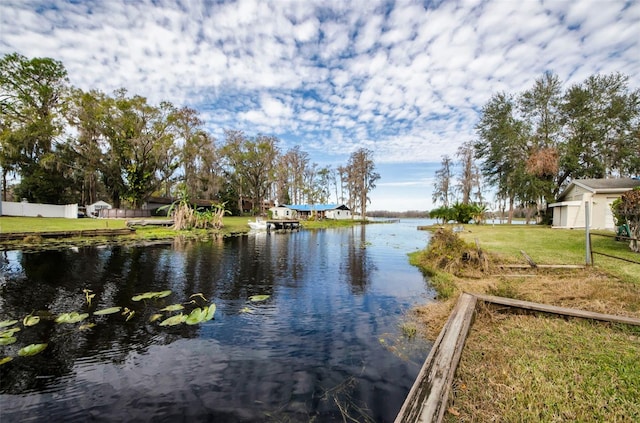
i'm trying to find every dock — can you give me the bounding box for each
[266,219,300,232]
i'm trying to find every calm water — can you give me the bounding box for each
[0,220,435,422]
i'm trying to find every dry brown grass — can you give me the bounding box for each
[409,227,640,421]
[445,306,640,422]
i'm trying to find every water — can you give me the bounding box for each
[0,220,435,422]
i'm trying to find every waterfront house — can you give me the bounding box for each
[269,204,351,220]
[549,178,640,230]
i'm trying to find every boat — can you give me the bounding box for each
[248,218,271,231]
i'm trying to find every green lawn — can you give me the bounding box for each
[454,224,640,284]
[0,216,128,232]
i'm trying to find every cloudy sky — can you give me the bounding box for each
[1,0,638,211]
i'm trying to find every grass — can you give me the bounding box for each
[454,224,639,284]
[408,224,640,421]
[0,216,128,232]
[447,308,640,422]
[0,215,370,249]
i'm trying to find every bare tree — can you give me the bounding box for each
[432,155,454,207]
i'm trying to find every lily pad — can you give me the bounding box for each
[0,336,17,346]
[161,304,184,312]
[205,304,216,321]
[159,314,186,326]
[18,343,48,357]
[186,307,207,325]
[23,315,40,327]
[93,307,122,315]
[55,312,89,324]
[0,319,19,328]
[1,327,21,337]
[0,357,13,365]
[132,290,172,301]
[249,295,270,302]
[149,314,163,323]
[240,307,254,314]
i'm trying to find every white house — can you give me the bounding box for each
[549,178,640,230]
[269,204,352,220]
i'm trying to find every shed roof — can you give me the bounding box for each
[557,178,640,201]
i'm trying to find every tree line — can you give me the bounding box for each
[0,53,380,218]
[433,71,640,223]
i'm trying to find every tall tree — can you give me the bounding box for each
[455,143,481,205]
[474,92,528,223]
[347,148,380,219]
[433,155,454,207]
[169,106,219,200]
[221,130,279,214]
[560,73,640,184]
[0,52,70,202]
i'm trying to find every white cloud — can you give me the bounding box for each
[0,0,637,210]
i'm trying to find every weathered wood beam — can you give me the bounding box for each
[394,293,477,423]
[474,293,640,326]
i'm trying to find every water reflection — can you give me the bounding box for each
[1,221,433,422]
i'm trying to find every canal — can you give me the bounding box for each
[0,219,435,422]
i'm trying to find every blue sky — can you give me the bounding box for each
[1,0,638,211]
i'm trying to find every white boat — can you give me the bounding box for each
[248,218,271,231]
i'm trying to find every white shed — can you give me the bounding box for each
[549,178,640,230]
[87,200,112,217]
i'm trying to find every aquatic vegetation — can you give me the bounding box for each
[93,307,122,315]
[0,336,17,346]
[160,304,184,312]
[0,319,18,328]
[131,290,172,301]
[190,293,207,302]
[83,289,96,306]
[240,307,253,313]
[79,323,96,331]
[23,314,40,327]
[55,312,89,324]
[1,327,20,337]
[0,289,219,364]
[159,313,187,326]
[18,343,47,356]
[249,295,270,302]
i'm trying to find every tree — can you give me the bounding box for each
[456,142,481,205]
[0,52,70,202]
[433,155,454,207]
[169,106,219,200]
[474,92,529,223]
[560,73,640,184]
[612,188,640,252]
[65,88,111,205]
[347,148,380,219]
[221,130,279,214]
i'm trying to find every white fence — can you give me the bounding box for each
[1,201,78,219]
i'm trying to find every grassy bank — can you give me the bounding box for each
[0,216,368,249]
[409,224,640,422]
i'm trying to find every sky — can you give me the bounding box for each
[1,0,638,212]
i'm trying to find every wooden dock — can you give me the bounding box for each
[266,219,300,232]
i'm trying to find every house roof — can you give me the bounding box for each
[280,204,350,212]
[557,178,640,201]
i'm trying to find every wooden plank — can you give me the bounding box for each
[500,264,585,269]
[474,293,640,326]
[395,293,477,423]
[520,250,537,268]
